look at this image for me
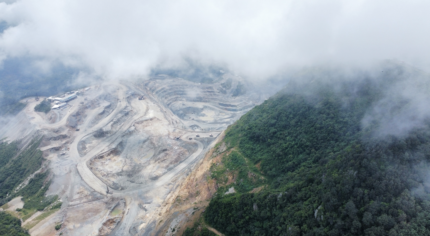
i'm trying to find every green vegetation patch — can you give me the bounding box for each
[20,208,37,222]
[210,149,265,194]
[0,139,44,201]
[23,208,59,230]
[34,99,51,113]
[205,77,430,235]
[0,138,57,224]
[18,172,57,211]
[210,161,228,184]
[0,211,29,236]
[51,202,62,210]
[110,209,122,217]
[0,203,9,210]
[0,141,19,172]
[183,219,217,236]
[3,173,57,222]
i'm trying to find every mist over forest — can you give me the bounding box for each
[201,64,430,235]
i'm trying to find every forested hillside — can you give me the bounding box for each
[202,71,430,235]
[0,139,44,201]
[0,138,56,212]
[0,212,29,236]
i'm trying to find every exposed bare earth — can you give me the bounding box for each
[154,133,230,236]
[3,197,24,212]
[0,75,260,235]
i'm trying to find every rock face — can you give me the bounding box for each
[225,187,236,195]
[99,218,121,236]
[98,200,125,236]
[253,203,258,212]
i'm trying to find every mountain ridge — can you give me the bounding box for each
[179,73,430,235]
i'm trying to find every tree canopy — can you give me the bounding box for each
[204,77,430,236]
[0,212,29,236]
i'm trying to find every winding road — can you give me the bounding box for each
[23,80,234,236]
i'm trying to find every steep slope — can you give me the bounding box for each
[0,139,44,201]
[201,74,430,235]
[0,138,61,232]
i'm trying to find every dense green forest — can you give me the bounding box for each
[0,212,29,236]
[18,172,57,211]
[0,139,56,226]
[203,71,430,235]
[0,139,45,204]
[0,141,19,168]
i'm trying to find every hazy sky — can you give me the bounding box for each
[0,0,429,80]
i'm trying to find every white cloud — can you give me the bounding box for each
[0,0,430,80]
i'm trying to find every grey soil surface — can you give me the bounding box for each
[1,74,261,236]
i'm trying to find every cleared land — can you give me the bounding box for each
[0,74,260,235]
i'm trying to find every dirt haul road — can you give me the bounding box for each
[74,84,134,194]
[15,76,259,236]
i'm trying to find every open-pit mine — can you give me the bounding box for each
[0,74,261,235]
